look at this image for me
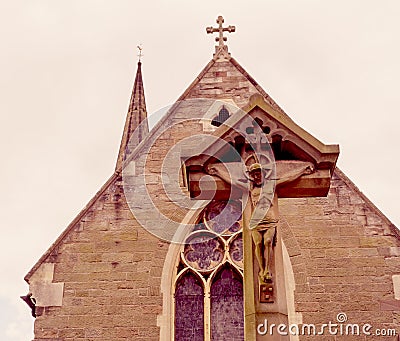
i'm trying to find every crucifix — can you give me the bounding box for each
[204,140,314,286]
[183,98,338,338]
[206,15,236,48]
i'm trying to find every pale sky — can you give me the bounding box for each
[1,1,400,339]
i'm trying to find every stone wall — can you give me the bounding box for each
[30,167,400,340]
[280,169,400,339]
[32,178,167,341]
[30,165,400,341]
[30,104,207,341]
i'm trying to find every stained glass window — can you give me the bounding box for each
[174,200,244,341]
[211,267,244,340]
[175,272,204,341]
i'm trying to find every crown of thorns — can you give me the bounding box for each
[248,163,271,173]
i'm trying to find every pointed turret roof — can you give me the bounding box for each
[116,60,149,170]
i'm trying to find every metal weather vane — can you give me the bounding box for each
[137,44,143,62]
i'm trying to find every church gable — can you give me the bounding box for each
[178,47,288,114]
[23,16,400,341]
[182,56,260,108]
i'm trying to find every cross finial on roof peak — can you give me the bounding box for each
[206,16,236,54]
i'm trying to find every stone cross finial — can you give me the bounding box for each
[206,16,236,49]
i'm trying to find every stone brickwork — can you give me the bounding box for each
[31,177,167,341]
[29,165,400,340]
[184,59,260,108]
[280,168,400,338]
[28,101,208,341]
[179,51,288,117]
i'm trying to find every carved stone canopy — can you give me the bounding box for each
[182,94,339,200]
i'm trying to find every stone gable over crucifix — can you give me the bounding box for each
[180,88,339,336]
[183,94,339,200]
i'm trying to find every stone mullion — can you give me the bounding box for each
[204,282,211,341]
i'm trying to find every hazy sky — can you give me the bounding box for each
[1,0,400,339]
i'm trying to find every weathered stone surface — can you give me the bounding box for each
[280,169,400,337]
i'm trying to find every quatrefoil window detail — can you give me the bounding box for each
[183,233,224,271]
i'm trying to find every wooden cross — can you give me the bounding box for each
[206,16,236,47]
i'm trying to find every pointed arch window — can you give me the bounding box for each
[174,200,244,341]
[211,106,230,127]
[175,271,204,340]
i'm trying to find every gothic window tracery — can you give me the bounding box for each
[174,200,244,341]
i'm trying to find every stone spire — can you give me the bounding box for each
[116,59,149,170]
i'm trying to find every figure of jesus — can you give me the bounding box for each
[205,159,314,284]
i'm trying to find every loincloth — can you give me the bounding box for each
[249,218,279,231]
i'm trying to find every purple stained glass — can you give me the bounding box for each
[210,267,244,341]
[205,201,242,235]
[229,234,243,269]
[175,272,204,341]
[184,234,224,271]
